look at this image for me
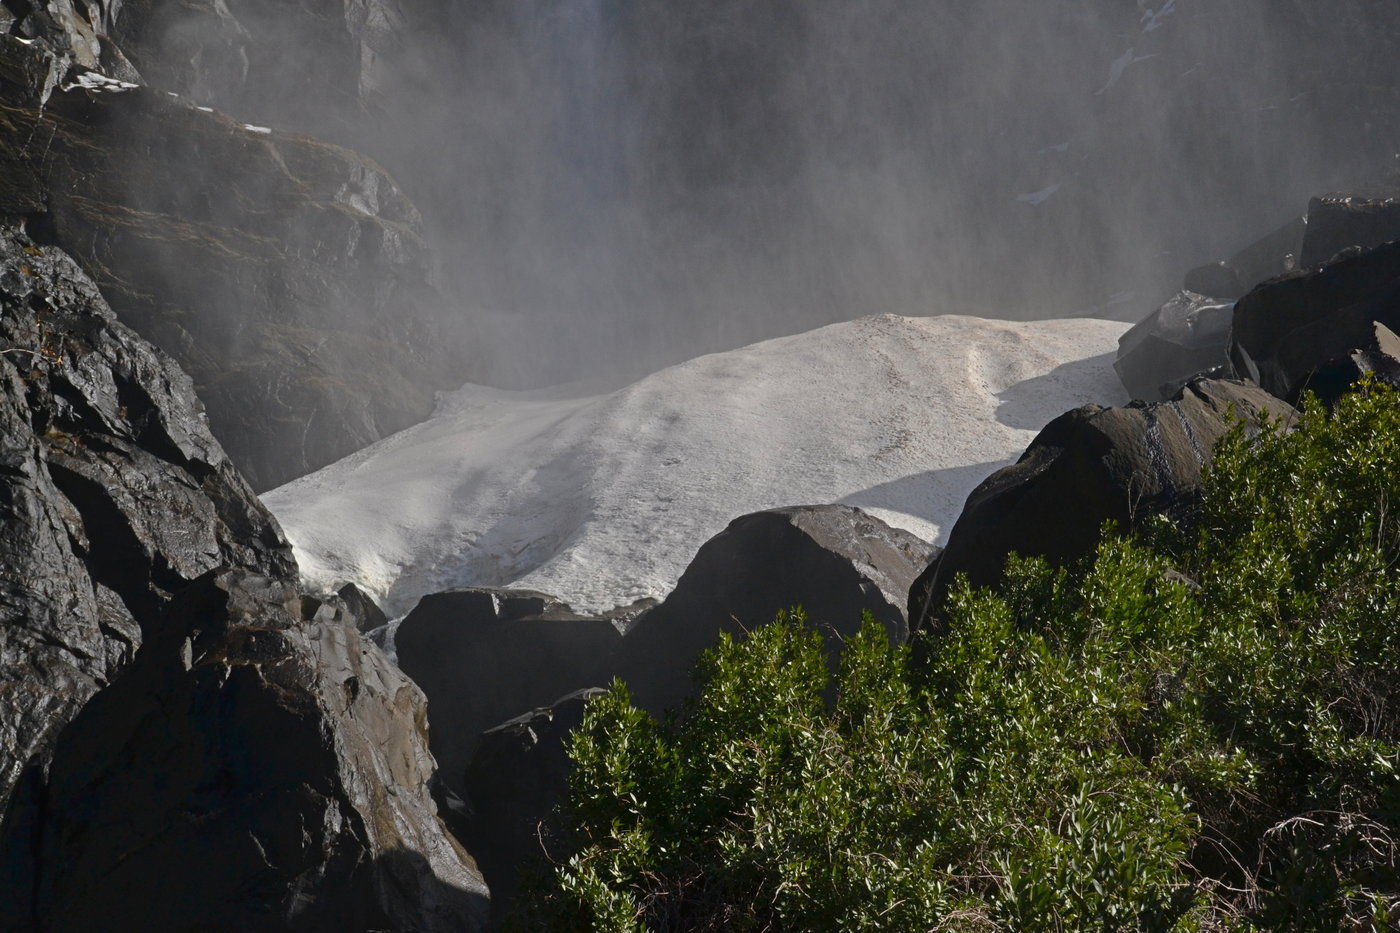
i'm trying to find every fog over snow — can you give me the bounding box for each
[264,314,1129,616]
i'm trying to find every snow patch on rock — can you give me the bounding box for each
[264,313,1129,615]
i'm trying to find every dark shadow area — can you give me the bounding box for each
[994,350,1125,430]
[370,847,493,933]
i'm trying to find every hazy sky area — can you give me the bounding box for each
[133,0,1400,388]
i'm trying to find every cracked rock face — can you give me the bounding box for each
[909,379,1296,631]
[0,221,292,822]
[0,225,487,932]
[0,8,456,490]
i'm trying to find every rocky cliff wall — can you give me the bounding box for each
[0,221,487,931]
[0,1,457,490]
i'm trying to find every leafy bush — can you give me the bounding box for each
[518,381,1400,931]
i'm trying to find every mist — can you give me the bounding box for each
[130,0,1400,389]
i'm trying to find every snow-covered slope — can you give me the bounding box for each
[263,314,1130,615]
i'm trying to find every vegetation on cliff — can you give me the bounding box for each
[519,380,1400,931]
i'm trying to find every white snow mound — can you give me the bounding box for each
[263,313,1130,616]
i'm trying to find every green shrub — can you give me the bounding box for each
[518,380,1400,931]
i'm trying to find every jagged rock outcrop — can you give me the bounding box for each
[0,224,487,931]
[0,221,291,822]
[909,379,1295,630]
[0,7,456,490]
[1299,190,1400,269]
[1115,217,1304,402]
[26,570,488,933]
[1230,239,1400,405]
[0,1,140,102]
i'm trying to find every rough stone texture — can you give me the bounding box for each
[1230,239,1400,405]
[1299,190,1400,270]
[1115,290,1235,402]
[909,379,1295,631]
[0,221,292,825]
[0,69,451,489]
[0,9,456,490]
[24,570,488,933]
[0,1,140,100]
[0,225,487,932]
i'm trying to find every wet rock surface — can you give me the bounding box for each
[0,222,291,821]
[0,225,487,932]
[27,570,489,933]
[1230,239,1400,405]
[909,379,1295,631]
[1115,290,1236,402]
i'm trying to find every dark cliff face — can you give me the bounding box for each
[0,222,293,815]
[0,2,457,491]
[0,223,488,931]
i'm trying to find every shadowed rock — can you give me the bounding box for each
[909,379,1294,630]
[394,588,637,797]
[615,504,936,715]
[1183,216,1304,302]
[0,224,487,931]
[399,505,933,920]
[465,688,604,925]
[1115,290,1235,401]
[397,506,934,798]
[1231,239,1400,405]
[0,222,292,828]
[28,570,489,933]
[1299,190,1400,269]
[1117,216,1304,402]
